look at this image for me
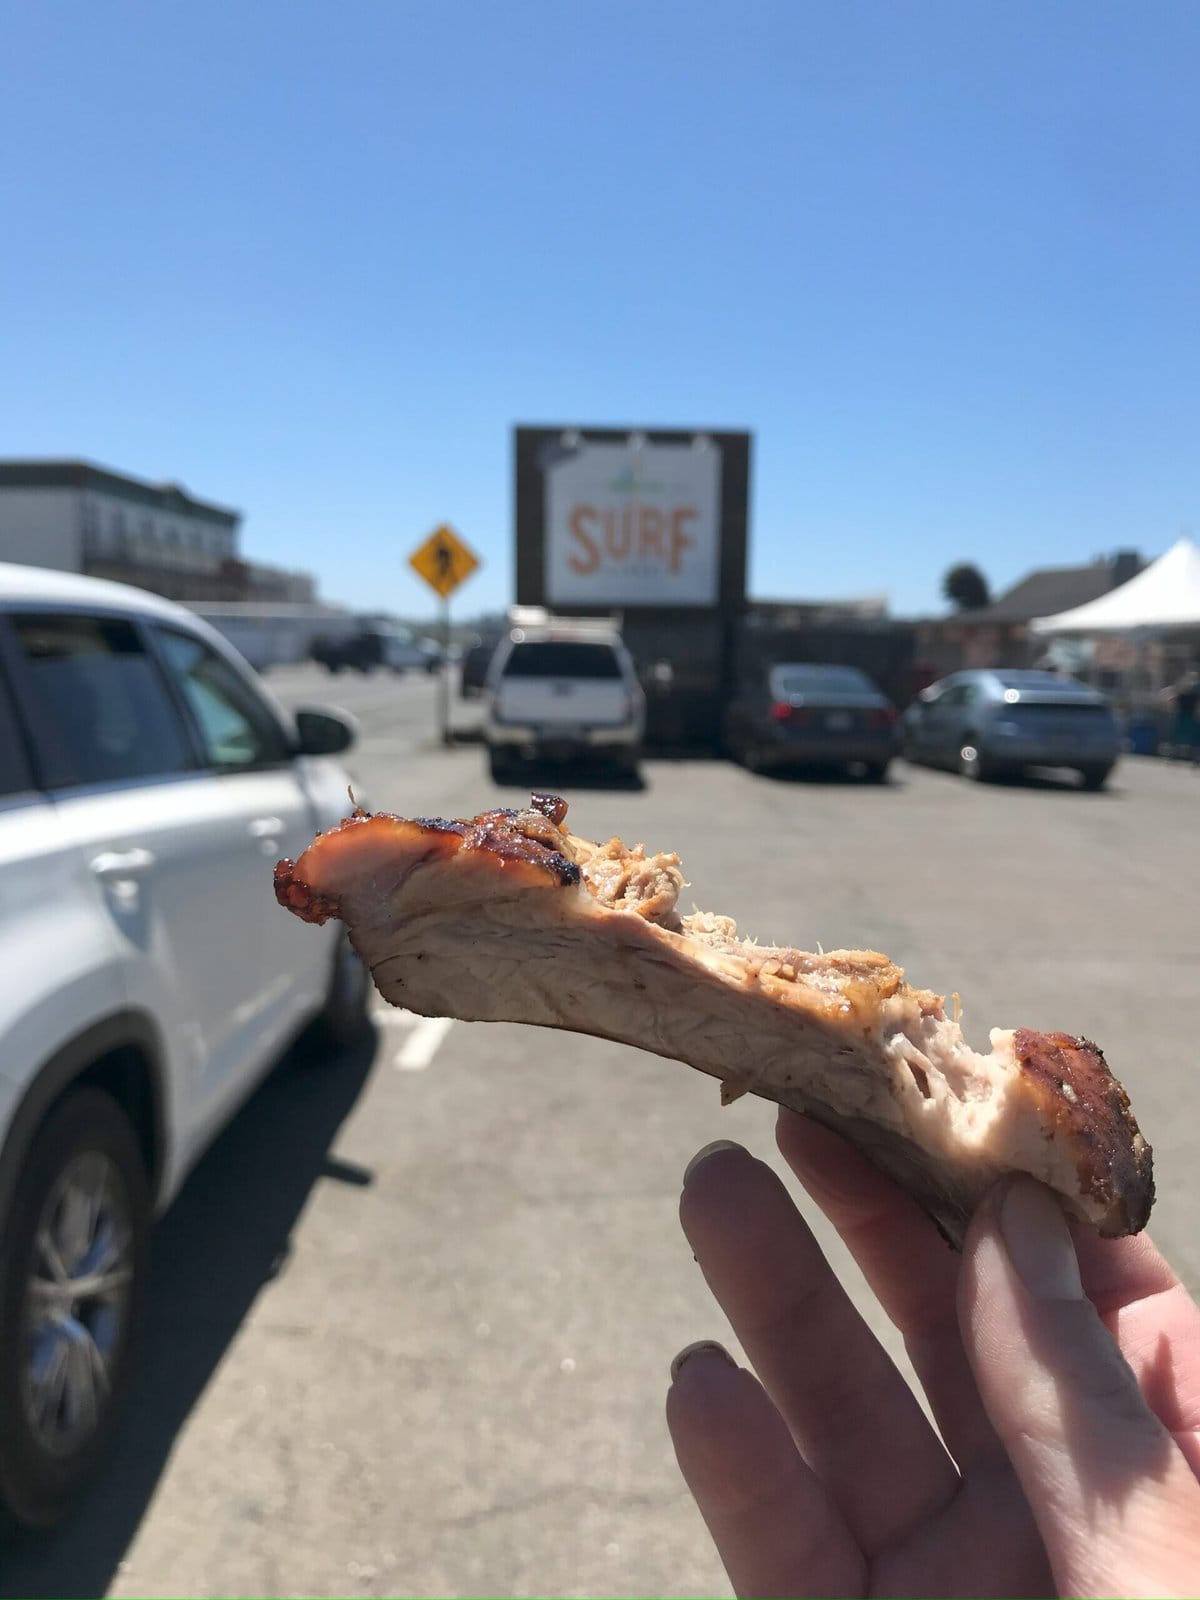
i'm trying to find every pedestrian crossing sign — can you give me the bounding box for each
[408,524,480,599]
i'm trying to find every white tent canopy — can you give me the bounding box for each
[1030,537,1200,634]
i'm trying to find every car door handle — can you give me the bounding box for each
[248,816,284,839]
[90,847,156,880]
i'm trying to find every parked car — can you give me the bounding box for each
[484,627,644,781]
[458,634,500,699]
[724,663,899,778]
[901,669,1120,788]
[0,563,369,1528]
[311,625,437,674]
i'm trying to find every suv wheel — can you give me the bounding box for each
[0,1089,149,1528]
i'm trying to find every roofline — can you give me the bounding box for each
[0,459,240,527]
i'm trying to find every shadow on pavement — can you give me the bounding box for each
[490,760,647,793]
[0,1026,379,1599]
[909,762,1117,796]
[750,763,906,788]
[1004,767,1118,795]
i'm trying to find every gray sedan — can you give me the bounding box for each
[725,663,899,778]
[902,670,1121,788]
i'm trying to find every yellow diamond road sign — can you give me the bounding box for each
[409,523,480,599]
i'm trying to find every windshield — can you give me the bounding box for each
[502,641,623,679]
[771,665,875,696]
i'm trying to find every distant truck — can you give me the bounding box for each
[311,624,438,675]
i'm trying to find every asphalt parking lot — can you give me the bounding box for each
[6,666,1198,1599]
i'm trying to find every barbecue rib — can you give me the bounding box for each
[275,794,1153,1245]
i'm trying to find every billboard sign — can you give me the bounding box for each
[544,437,722,607]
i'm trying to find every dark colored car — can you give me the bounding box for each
[459,634,501,699]
[902,669,1120,788]
[311,627,436,675]
[725,663,899,778]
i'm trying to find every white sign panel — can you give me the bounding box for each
[545,439,721,607]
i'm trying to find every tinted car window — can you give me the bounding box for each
[996,671,1078,690]
[501,642,623,679]
[996,670,1097,701]
[0,670,33,799]
[772,666,874,696]
[10,614,194,788]
[157,629,289,768]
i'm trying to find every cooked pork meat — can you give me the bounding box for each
[274,794,1153,1245]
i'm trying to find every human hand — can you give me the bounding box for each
[666,1114,1200,1598]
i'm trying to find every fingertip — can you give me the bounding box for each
[665,1340,753,1460]
[678,1139,760,1237]
[666,1339,865,1598]
[670,1339,738,1384]
[682,1138,749,1189]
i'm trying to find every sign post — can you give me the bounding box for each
[408,523,481,746]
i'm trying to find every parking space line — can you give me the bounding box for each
[394,1015,454,1072]
[372,1006,412,1028]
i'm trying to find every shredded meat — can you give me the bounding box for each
[274,796,1153,1245]
[574,836,686,929]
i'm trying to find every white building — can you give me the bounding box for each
[0,459,313,604]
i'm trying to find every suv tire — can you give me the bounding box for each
[0,1088,149,1528]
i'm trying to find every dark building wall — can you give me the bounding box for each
[736,617,919,709]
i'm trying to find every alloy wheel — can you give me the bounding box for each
[21,1151,132,1457]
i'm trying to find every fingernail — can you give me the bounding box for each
[683,1139,745,1186]
[1000,1178,1084,1301]
[670,1340,736,1382]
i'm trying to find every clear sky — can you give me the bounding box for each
[2,1,1196,621]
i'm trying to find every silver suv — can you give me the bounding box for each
[0,563,367,1526]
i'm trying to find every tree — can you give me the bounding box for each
[942,562,990,611]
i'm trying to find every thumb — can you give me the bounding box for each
[959,1178,1200,1596]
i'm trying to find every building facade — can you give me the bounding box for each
[0,460,313,603]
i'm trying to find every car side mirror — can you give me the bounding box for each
[294,706,357,756]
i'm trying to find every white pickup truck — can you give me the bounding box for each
[484,625,644,781]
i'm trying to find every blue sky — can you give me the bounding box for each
[2,1,1197,620]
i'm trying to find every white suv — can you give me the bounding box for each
[0,563,367,1527]
[484,626,644,782]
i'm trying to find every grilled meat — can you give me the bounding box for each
[274,794,1153,1245]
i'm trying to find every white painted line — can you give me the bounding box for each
[372,1006,413,1029]
[394,1015,454,1072]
